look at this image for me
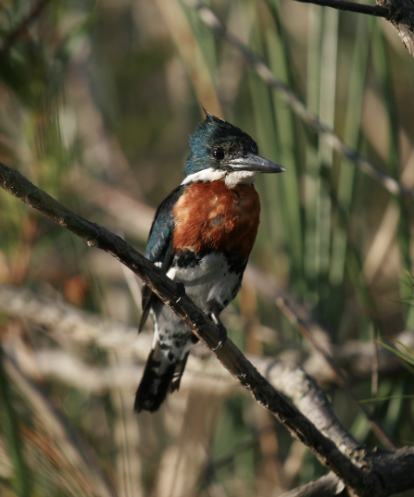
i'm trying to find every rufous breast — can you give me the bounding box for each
[172,180,260,260]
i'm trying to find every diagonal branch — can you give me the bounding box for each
[184,0,414,200]
[2,161,414,496]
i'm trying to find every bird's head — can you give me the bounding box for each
[183,112,285,187]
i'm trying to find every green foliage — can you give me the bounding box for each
[377,339,414,371]
[0,350,32,496]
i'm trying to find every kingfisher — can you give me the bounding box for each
[135,111,285,412]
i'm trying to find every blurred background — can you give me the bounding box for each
[1,0,414,496]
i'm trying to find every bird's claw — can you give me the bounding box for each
[211,322,227,351]
[175,282,186,297]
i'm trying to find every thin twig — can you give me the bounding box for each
[184,0,414,200]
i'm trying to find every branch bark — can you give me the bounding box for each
[378,0,414,57]
[1,162,414,496]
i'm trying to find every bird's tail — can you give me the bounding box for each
[134,343,189,413]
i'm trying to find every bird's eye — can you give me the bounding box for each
[211,147,225,161]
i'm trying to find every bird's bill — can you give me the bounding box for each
[225,152,286,173]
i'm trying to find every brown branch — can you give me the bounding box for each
[1,162,414,496]
[184,0,414,199]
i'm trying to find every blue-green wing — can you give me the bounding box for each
[139,185,184,331]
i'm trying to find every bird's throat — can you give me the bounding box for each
[182,168,256,187]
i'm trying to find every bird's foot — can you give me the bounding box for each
[175,282,186,302]
[210,311,227,351]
